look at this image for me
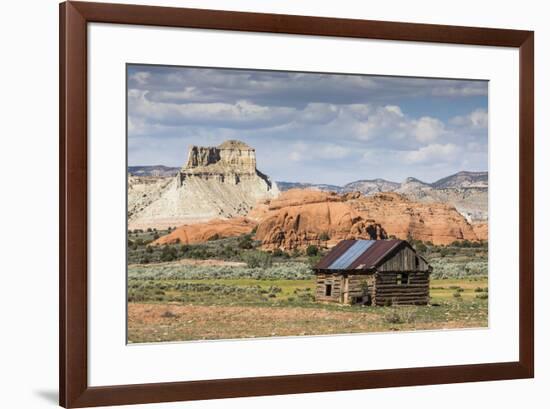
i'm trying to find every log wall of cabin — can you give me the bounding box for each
[315,273,375,304]
[374,245,430,305]
[377,245,430,272]
[347,274,375,303]
[373,271,430,306]
[315,273,343,302]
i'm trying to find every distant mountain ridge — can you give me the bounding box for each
[275,181,344,193]
[128,165,180,177]
[431,171,488,189]
[278,171,487,193]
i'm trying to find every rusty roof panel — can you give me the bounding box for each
[314,240,356,269]
[348,240,402,270]
[314,239,409,271]
[328,240,376,270]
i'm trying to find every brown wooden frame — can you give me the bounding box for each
[60,1,534,407]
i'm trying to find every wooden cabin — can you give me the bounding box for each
[313,240,431,306]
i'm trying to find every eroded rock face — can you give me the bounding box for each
[254,189,387,250]
[472,222,488,241]
[128,140,279,230]
[351,192,480,244]
[253,189,482,249]
[153,217,257,245]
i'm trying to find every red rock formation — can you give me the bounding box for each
[472,222,488,241]
[254,189,386,250]
[253,189,480,249]
[153,217,256,245]
[350,192,479,245]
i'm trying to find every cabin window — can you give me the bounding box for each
[325,284,332,296]
[397,273,409,285]
[415,257,420,268]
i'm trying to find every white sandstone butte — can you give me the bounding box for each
[128,140,279,230]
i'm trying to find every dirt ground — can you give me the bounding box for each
[127,302,487,343]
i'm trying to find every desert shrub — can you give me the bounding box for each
[429,258,488,279]
[238,234,254,249]
[140,256,150,264]
[146,246,153,254]
[160,246,177,262]
[383,307,416,324]
[306,245,319,257]
[128,261,313,281]
[243,251,273,269]
[161,310,177,318]
[475,293,489,299]
[208,233,221,241]
[147,227,152,232]
[415,242,428,253]
[272,248,290,259]
[267,285,282,294]
[453,291,462,298]
[319,232,330,241]
[474,287,484,293]
[308,254,322,267]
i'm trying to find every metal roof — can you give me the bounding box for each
[314,240,357,270]
[328,240,376,270]
[314,239,405,271]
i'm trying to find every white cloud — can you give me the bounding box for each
[432,83,488,97]
[385,105,404,117]
[129,71,151,85]
[413,116,446,142]
[289,151,302,161]
[129,92,297,129]
[450,108,488,128]
[297,103,339,125]
[349,106,444,145]
[404,143,460,164]
[289,141,351,161]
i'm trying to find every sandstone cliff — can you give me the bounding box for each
[350,192,482,244]
[128,140,279,230]
[253,189,387,250]
[253,189,485,249]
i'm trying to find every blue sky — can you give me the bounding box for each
[127,65,488,185]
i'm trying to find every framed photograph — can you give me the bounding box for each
[60,1,534,407]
